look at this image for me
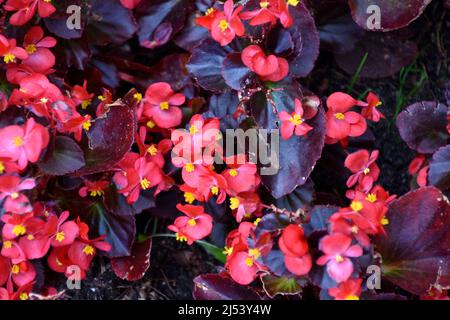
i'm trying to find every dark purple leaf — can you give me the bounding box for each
[273,178,315,212]
[319,15,364,54]
[193,274,261,300]
[186,38,230,92]
[397,102,448,154]
[429,144,450,191]
[204,90,244,130]
[55,39,92,71]
[349,0,432,31]
[261,275,303,298]
[304,205,339,235]
[135,0,193,49]
[222,53,254,90]
[376,187,450,295]
[255,213,290,239]
[266,27,294,57]
[111,238,152,281]
[44,0,86,39]
[174,13,209,51]
[73,99,136,176]
[38,136,86,176]
[335,30,417,79]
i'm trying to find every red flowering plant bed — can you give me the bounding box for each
[0,0,448,300]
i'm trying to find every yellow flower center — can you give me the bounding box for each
[11,264,20,274]
[55,231,65,242]
[211,186,219,195]
[351,225,359,234]
[133,92,142,103]
[230,197,240,210]
[55,258,63,266]
[140,178,151,190]
[363,167,370,175]
[290,114,303,125]
[12,225,26,237]
[244,257,254,267]
[82,244,95,255]
[3,241,12,249]
[27,234,34,240]
[40,97,49,103]
[350,200,363,212]
[82,120,92,131]
[146,120,156,129]
[175,232,187,242]
[381,217,389,225]
[11,192,19,200]
[147,145,158,156]
[205,7,215,16]
[185,163,195,172]
[159,101,169,110]
[90,190,104,197]
[98,95,106,101]
[287,0,299,6]
[218,19,229,32]
[229,169,238,177]
[13,136,23,147]
[248,248,261,259]
[223,246,233,256]
[345,295,360,300]
[81,99,91,109]
[3,53,15,64]
[0,161,4,174]
[365,193,377,203]
[335,254,344,263]
[189,124,199,135]
[254,218,262,226]
[184,192,195,204]
[375,101,382,107]
[260,1,270,8]
[19,293,29,300]
[187,219,197,226]
[25,44,37,54]
[335,112,345,120]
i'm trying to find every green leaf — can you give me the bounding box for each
[197,241,226,264]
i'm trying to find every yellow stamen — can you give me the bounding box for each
[140,178,151,190]
[365,193,377,203]
[230,197,240,210]
[218,19,229,32]
[289,114,303,125]
[229,169,238,177]
[27,234,34,240]
[3,53,15,64]
[98,95,106,101]
[55,231,65,242]
[82,244,94,255]
[351,225,359,234]
[223,246,233,256]
[40,97,49,103]
[205,7,215,16]
[55,258,63,266]
[375,101,382,107]
[159,101,169,110]
[90,190,104,197]
[25,44,37,54]
[11,192,19,200]
[0,161,4,174]
[254,218,262,226]
[248,248,261,259]
[335,255,344,263]
[147,145,158,156]
[12,225,26,237]
[211,186,219,195]
[345,295,360,300]
[11,264,20,274]
[19,293,29,300]
[185,163,195,172]
[175,232,187,242]
[350,200,363,212]
[260,1,270,8]
[82,120,92,131]
[335,112,345,120]
[3,241,12,249]
[381,217,389,225]
[81,99,91,109]
[146,120,156,129]
[13,136,23,147]
[189,124,199,135]
[244,257,254,267]
[133,92,142,103]
[187,219,197,226]
[363,167,370,175]
[184,192,195,204]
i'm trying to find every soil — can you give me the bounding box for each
[64,2,449,300]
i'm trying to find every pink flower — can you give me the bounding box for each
[210,0,245,46]
[21,26,56,74]
[4,0,56,26]
[361,92,385,122]
[142,82,185,128]
[242,44,289,82]
[0,34,27,64]
[329,278,363,300]
[0,175,35,213]
[317,233,363,283]
[168,204,213,245]
[344,149,380,192]
[0,118,49,170]
[279,98,313,140]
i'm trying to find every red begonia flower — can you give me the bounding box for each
[79,180,110,198]
[0,176,35,214]
[317,233,363,283]
[135,126,172,168]
[279,98,313,140]
[228,192,262,222]
[241,44,289,82]
[195,7,219,30]
[361,92,385,122]
[1,212,43,241]
[240,0,297,28]
[143,82,185,128]
[408,154,426,175]
[344,149,380,192]
[329,278,363,300]
[0,117,49,170]
[21,26,56,74]
[279,224,312,276]
[196,165,228,204]
[120,0,141,9]
[222,156,260,195]
[71,80,94,110]
[417,165,429,187]
[325,92,367,141]
[330,218,371,248]
[0,34,28,64]
[227,250,261,285]
[4,0,55,26]
[3,259,36,289]
[168,204,213,245]
[210,0,245,46]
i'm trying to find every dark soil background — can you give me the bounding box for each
[63,1,449,300]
